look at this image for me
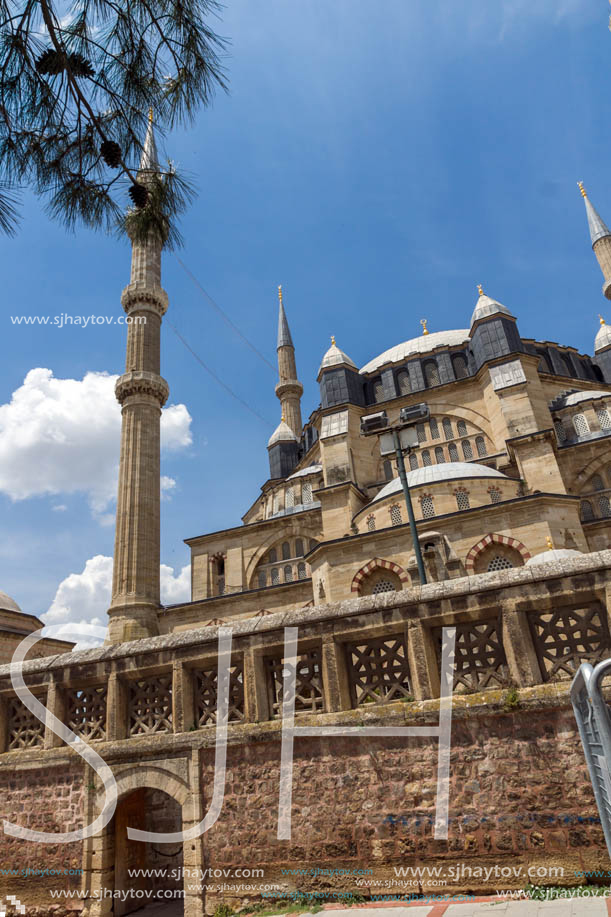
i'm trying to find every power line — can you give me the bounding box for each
[166,320,273,428]
[173,255,277,372]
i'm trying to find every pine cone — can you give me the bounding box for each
[35,49,66,75]
[100,140,122,169]
[129,183,149,208]
[69,53,95,78]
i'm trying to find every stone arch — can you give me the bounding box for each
[571,451,611,494]
[465,533,530,574]
[351,557,410,593]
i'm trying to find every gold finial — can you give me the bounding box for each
[148,107,154,124]
[546,535,554,550]
[281,409,286,423]
[331,335,336,345]
[600,314,606,326]
[477,283,484,297]
[278,285,283,306]
[420,319,429,336]
[578,181,587,198]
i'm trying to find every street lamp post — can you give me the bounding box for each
[391,428,427,586]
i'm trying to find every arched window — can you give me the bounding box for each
[285,487,295,508]
[597,407,611,431]
[271,568,280,585]
[359,569,403,596]
[258,570,267,588]
[422,450,431,467]
[457,420,467,437]
[282,541,291,560]
[453,355,468,379]
[297,562,307,579]
[573,413,590,436]
[429,418,440,440]
[475,436,487,457]
[462,439,473,460]
[409,452,418,470]
[416,423,426,443]
[559,354,572,376]
[397,371,411,395]
[489,488,501,504]
[420,495,435,518]
[442,417,453,440]
[554,420,567,443]
[424,361,440,387]
[434,446,445,464]
[302,482,313,504]
[537,353,551,373]
[367,514,376,532]
[581,500,594,521]
[295,538,304,556]
[383,459,393,481]
[390,504,402,526]
[599,495,611,518]
[272,492,280,514]
[591,474,605,492]
[456,490,470,511]
[373,379,384,403]
[284,565,293,582]
[268,548,277,563]
[448,443,459,462]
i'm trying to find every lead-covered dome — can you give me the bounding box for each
[0,590,22,614]
[360,330,470,375]
[526,549,583,566]
[318,338,357,374]
[470,290,514,327]
[268,419,298,448]
[372,462,507,503]
[595,319,611,354]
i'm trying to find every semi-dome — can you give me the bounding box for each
[288,463,322,479]
[319,338,357,374]
[526,549,583,566]
[268,420,298,448]
[552,389,611,409]
[595,318,611,354]
[470,289,514,327]
[372,462,507,503]
[360,330,470,375]
[0,590,22,614]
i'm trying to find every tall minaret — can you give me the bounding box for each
[579,182,611,300]
[107,112,169,643]
[275,285,303,437]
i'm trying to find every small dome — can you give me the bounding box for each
[268,420,298,448]
[372,462,507,503]
[0,590,22,614]
[360,330,470,375]
[595,319,611,354]
[552,389,611,409]
[470,290,514,327]
[526,549,583,566]
[319,339,357,374]
[288,463,322,480]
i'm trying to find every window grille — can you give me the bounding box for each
[476,436,487,457]
[429,418,440,439]
[409,452,418,470]
[271,568,279,585]
[435,621,509,690]
[302,482,313,504]
[554,420,567,443]
[573,413,590,436]
[345,635,412,706]
[297,562,307,579]
[487,555,514,572]
[462,439,473,460]
[128,675,172,736]
[367,514,376,531]
[295,538,304,556]
[581,500,594,522]
[416,423,426,443]
[266,649,324,717]
[453,356,468,379]
[397,371,411,395]
[457,420,467,437]
[598,407,611,431]
[284,564,293,582]
[529,604,611,682]
[383,459,393,481]
[434,446,445,464]
[373,379,384,403]
[282,541,291,560]
[258,570,267,588]
[442,417,453,439]
[195,662,244,726]
[592,475,605,492]
[448,443,459,462]
[598,495,611,518]
[422,450,431,467]
[390,504,402,526]
[8,697,46,749]
[489,488,501,504]
[67,686,107,742]
[424,362,440,386]
[268,548,277,563]
[372,580,396,595]
[456,490,470,511]
[421,495,435,518]
[285,488,294,508]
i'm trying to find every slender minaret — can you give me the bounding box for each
[107,112,169,643]
[579,182,611,300]
[275,285,303,437]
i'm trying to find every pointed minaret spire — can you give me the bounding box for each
[275,285,303,439]
[579,183,611,301]
[107,114,169,642]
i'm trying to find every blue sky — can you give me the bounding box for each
[0,0,609,631]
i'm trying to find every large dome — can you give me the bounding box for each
[360,330,470,375]
[0,590,22,614]
[552,390,611,409]
[372,462,507,503]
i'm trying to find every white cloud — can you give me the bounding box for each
[0,368,192,519]
[42,555,191,647]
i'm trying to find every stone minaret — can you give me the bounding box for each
[275,285,303,437]
[107,113,169,643]
[579,182,611,300]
